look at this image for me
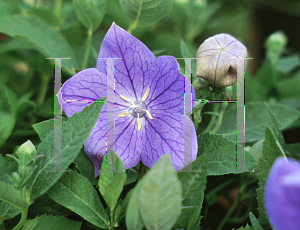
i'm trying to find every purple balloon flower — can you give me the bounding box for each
[58,23,197,176]
[264,156,300,230]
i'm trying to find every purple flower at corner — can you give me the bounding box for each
[264,156,300,230]
[58,23,197,176]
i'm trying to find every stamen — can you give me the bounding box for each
[142,89,150,102]
[145,110,153,120]
[117,112,129,117]
[137,114,141,131]
[120,94,132,102]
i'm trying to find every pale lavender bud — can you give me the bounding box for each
[196,34,247,88]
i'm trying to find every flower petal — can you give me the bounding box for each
[84,104,142,177]
[264,157,300,230]
[145,56,195,115]
[58,68,106,117]
[97,22,156,103]
[140,113,197,171]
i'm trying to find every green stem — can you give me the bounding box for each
[12,206,28,230]
[138,164,146,182]
[37,73,49,106]
[203,95,220,133]
[215,195,241,230]
[211,103,228,134]
[109,207,114,230]
[82,29,93,70]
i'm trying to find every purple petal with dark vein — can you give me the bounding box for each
[265,157,300,230]
[97,22,156,102]
[144,56,195,115]
[58,68,107,117]
[140,113,197,171]
[84,103,143,177]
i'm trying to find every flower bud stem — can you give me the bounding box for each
[12,206,28,230]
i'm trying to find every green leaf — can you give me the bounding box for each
[275,70,300,98]
[120,0,173,28]
[139,154,182,230]
[125,181,144,230]
[98,149,127,210]
[0,86,18,148]
[276,53,300,74]
[198,133,258,175]
[234,224,254,230]
[0,201,21,221]
[180,39,197,82]
[73,0,106,32]
[125,168,139,186]
[0,155,18,183]
[217,102,300,142]
[0,15,78,75]
[22,218,38,230]
[249,212,264,230]
[47,170,109,228]
[74,148,98,186]
[175,155,207,226]
[21,214,82,230]
[286,142,300,159]
[0,181,27,209]
[33,118,67,141]
[30,99,105,201]
[256,127,281,229]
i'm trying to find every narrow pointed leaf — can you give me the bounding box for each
[47,170,109,228]
[98,149,127,210]
[139,154,182,230]
[256,128,282,229]
[30,99,105,201]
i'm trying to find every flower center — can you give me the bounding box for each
[128,101,147,117]
[117,89,153,131]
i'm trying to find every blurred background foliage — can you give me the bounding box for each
[1,0,300,161]
[0,0,300,229]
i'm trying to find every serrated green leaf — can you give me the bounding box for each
[0,201,21,221]
[0,181,27,209]
[217,102,300,142]
[33,118,67,141]
[198,133,258,175]
[47,170,109,228]
[0,15,78,75]
[175,155,207,226]
[256,127,281,229]
[120,0,173,29]
[22,218,38,230]
[23,214,82,230]
[139,154,182,230]
[99,149,127,210]
[73,0,106,32]
[30,99,105,201]
[125,181,144,230]
[249,212,264,230]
